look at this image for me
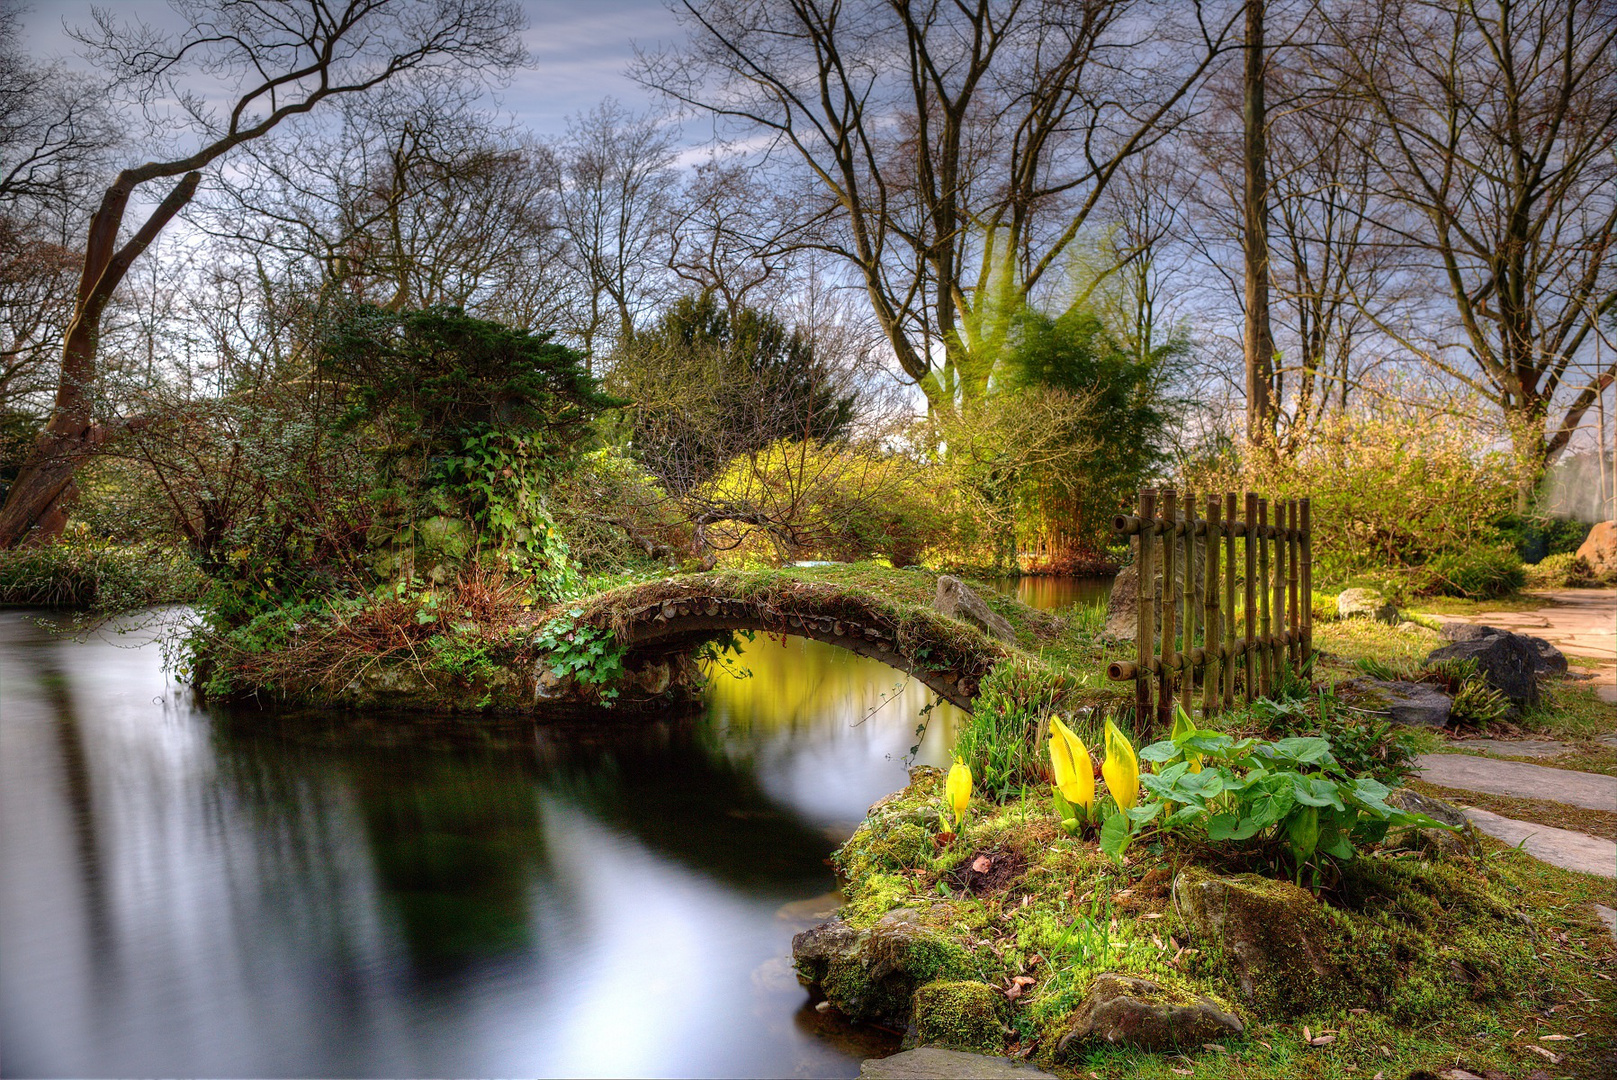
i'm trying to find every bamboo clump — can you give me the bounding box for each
[1107,489,1314,720]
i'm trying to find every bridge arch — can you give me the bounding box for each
[580,577,1014,711]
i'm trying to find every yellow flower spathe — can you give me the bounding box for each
[1101,720,1139,813]
[946,757,973,827]
[1048,716,1096,813]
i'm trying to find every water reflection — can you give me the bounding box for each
[0,612,973,1078]
[989,573,1113,612]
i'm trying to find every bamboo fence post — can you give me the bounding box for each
[1223,491,1237,710]
[1244,492,1258,703]
[1258,498,1271,696]
[1203,494,1221,719]
[1288,499,1301,669]
[1136,489,1156,723]
[1159,488,1178,729]
[1300,498,1313,662]
[1273,497,1287,684]
[1182,492,1199,715]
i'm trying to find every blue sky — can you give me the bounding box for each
[16,0,685,139]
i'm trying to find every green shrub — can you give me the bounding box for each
[1419,546,1524,598]
[954,658,1077,798]
[1494,513,1589,564]
[1523,551,1601,588]
[0,538,204,610]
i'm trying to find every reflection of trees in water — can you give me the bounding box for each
[209,718,560,981]
[534,719,837,900]
[704,634,962,744]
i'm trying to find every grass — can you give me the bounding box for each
[1518,681,1617,742]
[1410,591,1600,616]
[0,538,204,609]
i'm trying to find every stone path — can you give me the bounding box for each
[1458,807,1616,879]
[1415,754,1617,812]
[1412,752,1617,878]
[1434,587,1617,702]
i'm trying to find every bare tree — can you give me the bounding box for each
[1324,0,1617,499]
[1241,0,1275,447]
[640,0,1241,409]
[0,0,525,548]
[548,100,678,362]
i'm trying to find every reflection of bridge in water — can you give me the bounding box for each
[577,574,1018,712]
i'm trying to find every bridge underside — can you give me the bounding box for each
[589,584,1009,712]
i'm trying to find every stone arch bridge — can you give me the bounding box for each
[553,573,1034,711]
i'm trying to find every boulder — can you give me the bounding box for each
[1383,788,1480,857]
[1439,623,1567,675]
[793,909,970,1024]
[935,576,1017,643]
[1344,678,1452,728]
[1425,633,1540,714]
[1575,520,1617,577]
[1053,974,1242,1056]
[860,1048,1057,1080]
[1171,869,1342,1015]
[1103,539,1205,641]
[911,980,1007,1053]
[1337,587,1399,623]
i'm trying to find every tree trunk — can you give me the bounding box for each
[1242,0,1274,449]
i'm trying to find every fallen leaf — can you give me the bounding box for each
[1303,1026,1312,1042]
[971,855,992,873]
[1201,1044,1227,1053]
[1349,1008,1369,1016]
[1539,1034,1571,1041]
[1372,1073,1384,1079]
[1525,1046,1563,1064]
[1170,1070,1192,1077]
[1141,911,1163,919]
[1436,1070,1482,1080]
[1309,1035,1336,1046]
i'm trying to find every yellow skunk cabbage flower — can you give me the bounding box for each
[1102,720,1140,813]
[945,757,973,827]
[1171,705,1203,773]
[1048,716,1096,814]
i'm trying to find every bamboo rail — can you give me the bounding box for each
[1107,489,1315,720]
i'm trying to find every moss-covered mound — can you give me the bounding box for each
[797,769,1617,1079]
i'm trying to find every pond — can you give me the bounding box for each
[0,577,1108,1077]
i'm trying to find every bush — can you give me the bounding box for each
[1523,551,1604,589]
[1419,546,1525,599]
[0,536,204,609]
[1186,405,1517,580]
[1494,514,1589,564]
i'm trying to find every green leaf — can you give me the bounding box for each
[1285,807,1321,862]
[1127,802,1164,825]
[1139,740,1180,763]
[1292,774,1346,810]
[1099,811,1130,861]
[1263,737,1336,766]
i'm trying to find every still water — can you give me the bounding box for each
[0,576,1110,1077]
[0,612,973,1078]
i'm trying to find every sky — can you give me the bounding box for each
[15,0,686,139]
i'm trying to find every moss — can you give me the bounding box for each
[912,980,1006,1053]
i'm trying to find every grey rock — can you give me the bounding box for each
[1337,587,1399,623]
[1596,904,1617,943]
[935,576,1017,643]
[1345,678,1453,728]
[1054,974,1242,1055]
[1384,788,1478,856]
[1426,633,1540,714]
[1438,622,1567,674]
[1103,538,1205,641]
[860,1048,1057,1080]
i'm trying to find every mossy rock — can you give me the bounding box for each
[912,980,1007,1054]
[1053,973,1242,1056]
[1171,868,1345,1016]
[793,909,973,1024]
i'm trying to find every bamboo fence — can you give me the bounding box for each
[1107,489,1313,724]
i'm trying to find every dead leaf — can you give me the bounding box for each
[1309,1035,1336,1046]
[1539,1034,1571,1041]
[971,855,992,873]
[1170,1070,1192,1077]
[1201,1043,1227,1054]
[1303,1026,1311,1042]
[1525,1045,1563,1064]
[1349,1008,1368,1016]
[1141,911,1163,919]
[1437,1070,1482,1080]
[1371,1072,1384,1079]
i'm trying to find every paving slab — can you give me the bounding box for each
[1447,737,1573,759]
[861,1049,1057,1079]
[1597,904,1617,943]
[1438,589,1617,704]
[1416,753,1617,812]
[1460,807,1616,878]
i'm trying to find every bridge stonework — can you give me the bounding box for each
[582,580,1011,712]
